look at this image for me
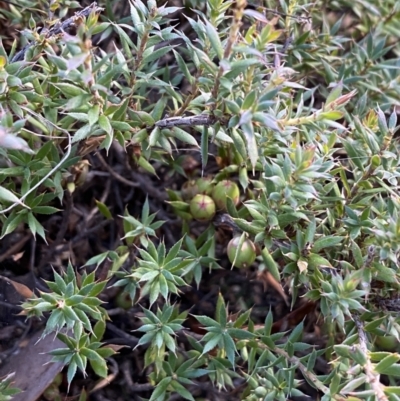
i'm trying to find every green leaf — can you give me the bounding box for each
[55,83,87,97]
[170,127,198,147]
[288,321,303,343]
[261,247,280,282]
[341,375,368,394]
[307,254,332,269]
[202,333,221,355]
[195,315,218,328]
[88,105,100,126]
[384,387,400,395]
[72,125,92,143]
[98,115,112,135]
[67,361,78,389]
[312,236,345,253]
[374,355,400,374]
[170,380,195,401]
[378,364,400,377]
[242,90,257,110]
[325,81,343,106]
[95,200,113,220]
[204,21,223,60]
[89,354,108,378]
[149,377,172,401]
[173,50,194,84]
[141,46,173,66]
[93,320,106,341]
[32,206,61,214]
[201,126,209,174]
[223,332,237,366]
[0,186,27,207]
[252,112,280,131]
[241,122,258,173]
[215,293,227,327]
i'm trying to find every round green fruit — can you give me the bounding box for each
[212,180,240,210]
[115,291,133,309]
[227,236,256,268]
[375,335,399,352]
[196,176,213,195]
[254,386,268,397]
[181,180,199,201]
[190,194,216,221]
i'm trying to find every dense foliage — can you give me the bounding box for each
[1,0,400,400]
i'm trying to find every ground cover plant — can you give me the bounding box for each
[0,0,400,400]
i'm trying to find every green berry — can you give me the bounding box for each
[115,291,133,309]
[181,180,199,201]
[227,236,256,268]
[196,176,214,195]
[254,386,268,397]
[212,180,240,210]
[190,194,216,221]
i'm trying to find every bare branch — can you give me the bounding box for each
[354,315,388,401]
[0,107,72,216]
[11,2,104,62]
[155,114,216,128]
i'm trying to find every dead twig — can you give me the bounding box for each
[11,2,104,62]
[155,114,216,128]
[96,153,140,189]
[0,234,31,262]
[354,314,388,401]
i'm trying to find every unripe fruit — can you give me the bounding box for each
[375,335,399,352]
[190,194,216,221]
[212,180,240,210]
[227,236,256,268]
[196,176,213,195]
[181,180,198,201]
[115,291,133,309]
[254,386,268,397]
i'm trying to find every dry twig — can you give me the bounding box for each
[354,314,388,401]
[11,2,104,62]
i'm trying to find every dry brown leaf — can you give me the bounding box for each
[102,343,128,353]
[11,251,25,262]
[0,275,34,299]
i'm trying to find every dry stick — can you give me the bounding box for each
[56,219,111,254]
[96,153,140,188]
[271,346,348,401]
[130,171,168,202]
[353,314,388,401]
[11,2,104,62]
[0,233,31,262]
[155,114,216,128]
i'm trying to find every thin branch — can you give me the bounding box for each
[263,7,311,21]
[0,108,72,216]
[11,2,104,62]
[0,233,31,262]
[272,346,348,401]
[96,153,140,189]
[56,219,111,253]
[155,114,216,128]
[354,314,388,401]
